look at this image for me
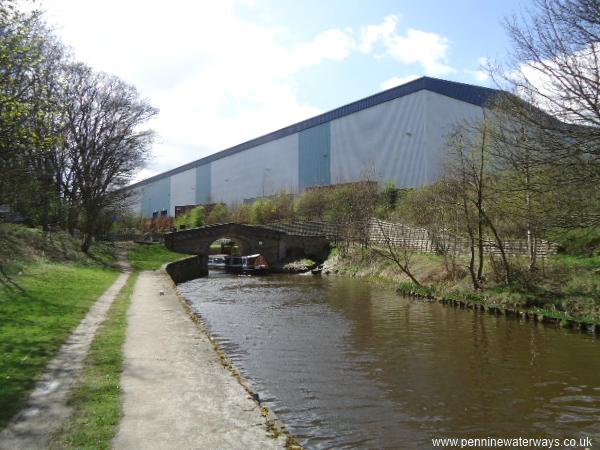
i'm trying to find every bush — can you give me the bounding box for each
[205,203,230,224]
[548,227,600,256]
[230,203,252,224]
[175,205,204,229]
[295,189,330,220]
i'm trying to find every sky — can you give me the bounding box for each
[35,0,527,182]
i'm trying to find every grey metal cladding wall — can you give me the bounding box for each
[196,164,211,204]
[424,90,485,182]
[210,134,299,204]
[169,168,196,215]
[127,77,500,191]
[330,89,427,187]
[141,177,170,216]
[298,123,331,190]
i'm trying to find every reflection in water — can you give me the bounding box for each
[179,274,600,449]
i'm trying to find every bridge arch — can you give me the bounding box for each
[202,235,252,257]
[164,222,331,278]
[165,223,285,264]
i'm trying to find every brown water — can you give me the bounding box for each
[178,273,600,449]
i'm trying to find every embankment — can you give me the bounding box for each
[321,246,600,332]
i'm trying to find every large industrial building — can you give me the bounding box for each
[127,76,499,217]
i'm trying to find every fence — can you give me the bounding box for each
[266,219,558,258]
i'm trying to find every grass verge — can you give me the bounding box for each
[127,243,188,271]
[50,272,138,449]
[0,263,119,429]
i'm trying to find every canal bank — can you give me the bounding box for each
[114,264,298,449]
[321,246,600,332]
[178,271,600,448]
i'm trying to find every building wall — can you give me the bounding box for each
[141,177,170,217]
[126,187,142,216]
[133,88,489,217]
[330,89,427,187]
[169,168,196,216]
[423,90,485,181]
[196,164,211,204]
[210,134,299,204]
[298,123,331,190]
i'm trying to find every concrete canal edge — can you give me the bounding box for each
[162,257,302,450]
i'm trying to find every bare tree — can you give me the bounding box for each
[446,118,512,289]
[371,219,422,286]
[496,0,600,228]
[62,63,158,252]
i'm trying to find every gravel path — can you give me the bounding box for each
[113,270,286,450]
[0,268,131,450]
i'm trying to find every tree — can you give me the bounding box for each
[446,118,512,289]
[0,9,66,228]
[294,188,330,221]
[61,63,157,252]
[498,0,600,228]
[175,205,204,229]
[205,203,230,224]
[376,181,400,219]
[396,183,463,280]
[370,219,422,286]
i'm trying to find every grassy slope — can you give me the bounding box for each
[0,225,120,429]
[50,272,138,449]
[127,243,189,270]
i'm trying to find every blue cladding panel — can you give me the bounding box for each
[141,177,170,217]
[196,163,211,203]
[299,123,331,190]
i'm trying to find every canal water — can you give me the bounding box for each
[178,273,600,449]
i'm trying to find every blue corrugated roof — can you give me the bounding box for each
[130,76,501,189]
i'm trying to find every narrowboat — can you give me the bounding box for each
[241,254,269,274]
[207,254,229,270]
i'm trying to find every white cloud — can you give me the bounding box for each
[359,15,455,76]
[294,28,355,67]
[464,57,490,82]
[359,15,398,53]
[380,74,420,90]
[39,0,344,180]
[36,2,456,181]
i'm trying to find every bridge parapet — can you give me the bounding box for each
[164,222,331,276]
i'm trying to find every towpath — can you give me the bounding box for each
[113,270,286,450]
[0,264,131,450]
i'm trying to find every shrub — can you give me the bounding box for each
[548,227,600,256]
[205,203,230,224]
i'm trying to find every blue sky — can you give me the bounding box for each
[37,0,527,180]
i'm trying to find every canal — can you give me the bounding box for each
[178,273,600,449]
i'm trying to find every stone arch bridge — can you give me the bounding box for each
[163,223,331,278]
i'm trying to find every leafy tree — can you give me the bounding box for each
[175,205,204,229]
[0,9,66,228]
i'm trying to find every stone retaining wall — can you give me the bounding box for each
[165,256,208,284]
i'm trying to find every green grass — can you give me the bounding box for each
[0,263,119,429]
[50,272,138,450]
[127,243,188,271]
[550,253,600,269]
